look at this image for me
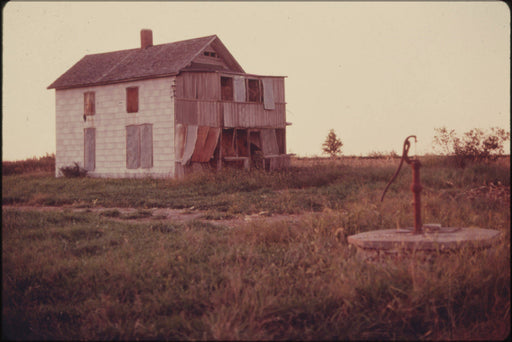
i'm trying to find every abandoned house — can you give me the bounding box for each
[48,30,289,178]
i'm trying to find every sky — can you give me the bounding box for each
[2,1,510,161]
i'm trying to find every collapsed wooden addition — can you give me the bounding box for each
[48,30,289,179]
[174,71,289,176]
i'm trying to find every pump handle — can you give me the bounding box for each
[380,135,416,202]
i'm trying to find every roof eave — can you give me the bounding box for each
[48,72,179,90]
[217,70,287,78]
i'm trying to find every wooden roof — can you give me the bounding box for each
[48,35,245,90]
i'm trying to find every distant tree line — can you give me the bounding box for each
[321,126,509,167]
[2,153,55,175]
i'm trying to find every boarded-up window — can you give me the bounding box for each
[84,128,96,171]
[140,124,153,168]
[247,79,262,102]
[126,87,139,113]
[233,77,246,102]
[262,78,275,110]
[84,92,95,116]
[126,125,141,169]
[221,77,233,101]
[126,124,153,169]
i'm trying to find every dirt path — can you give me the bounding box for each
[2,205,305,228]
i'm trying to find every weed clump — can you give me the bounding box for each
[100,209,121,218]
[59,163,88,178]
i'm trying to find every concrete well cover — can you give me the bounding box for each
[347,228,502,251]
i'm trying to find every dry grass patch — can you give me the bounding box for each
[2,156,510,340]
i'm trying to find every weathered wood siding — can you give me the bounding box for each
[175,72,286,128]
[175,72,220,100]
[271,77,285,103]
[222,102,286,128]
[175,99,222,126]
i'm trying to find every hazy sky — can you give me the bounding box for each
[2,1,510,161]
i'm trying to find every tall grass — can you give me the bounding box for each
[3,156,509,226]
[2,208,509,340]
[2,153,55,175]
[2,156,510,340]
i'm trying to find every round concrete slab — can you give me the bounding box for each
[348,227,503,252]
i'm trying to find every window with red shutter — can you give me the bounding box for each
[126,87,139,113]
[84,92,95,116]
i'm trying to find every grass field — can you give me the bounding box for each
[2,156,510,340]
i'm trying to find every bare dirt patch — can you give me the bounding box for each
[2,205,304,228]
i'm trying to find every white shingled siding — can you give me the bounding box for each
[55,77,176,178]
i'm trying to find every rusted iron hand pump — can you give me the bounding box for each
[381,135,423,234]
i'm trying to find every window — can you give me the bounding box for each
[126,87,139,113]
[204,51,218,58]
[247,79,262,102]
[84,92,95,116]
[126,124,153,169]
[84,128,96,171]
[221,77,233,101]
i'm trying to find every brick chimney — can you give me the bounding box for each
[141,29,153,49]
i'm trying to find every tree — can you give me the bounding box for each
[432,127,457,156]
[322,129,343,158]
[432,126,510,168]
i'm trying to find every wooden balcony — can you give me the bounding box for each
[175,98,286,128]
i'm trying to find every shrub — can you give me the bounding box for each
[59,162,88,178]
[433,127,510,168]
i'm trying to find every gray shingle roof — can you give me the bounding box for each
[48,35,244,89]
